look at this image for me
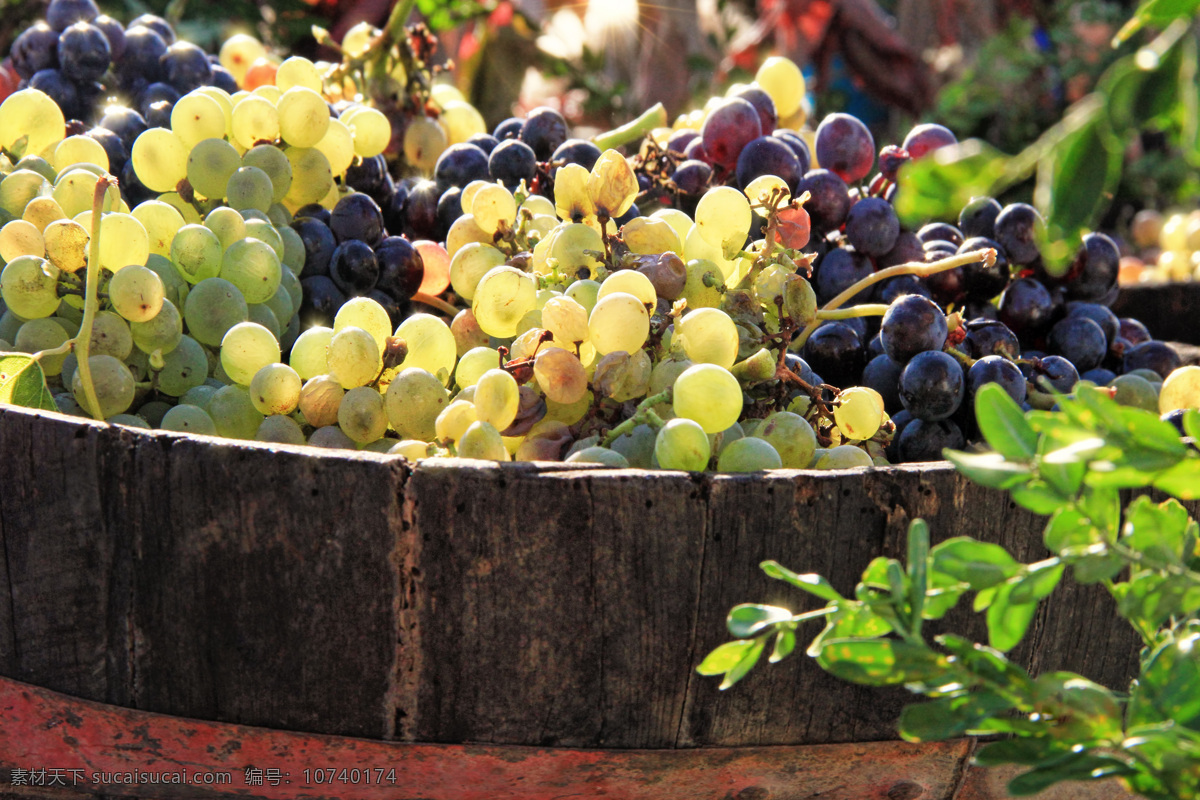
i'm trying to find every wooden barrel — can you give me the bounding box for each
[1111,283,1200,344]
[0,402,1188,799]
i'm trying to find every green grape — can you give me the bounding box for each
[473,368,519,431]
[315,119,355,177]
[384,368,450,440]
[282,147,333,208]
[473,266,537,338]
[0,89,65,159]
[587,292,649,355]
[267,203,292,227]
[109,265,165,324]
[278,225,306,273]
[280,267,303,313]
[813,445,873,470]
[132,127,189,192]
[328,325,382,389]
[334,296,391,350]
[257,414,306,445]
[157,192,202,224]
[435,399,477,443]
[446,214,491,258]
[220,322,281,386]
[695,186,751,254]
[755,57,805,118]
[107,413,150,429]
[598,270,657,307]
[676,307,738,370]
[280,313,300,354]
[654,418,711,471]
[389,439,432,460]
[681,259,724,310]
[277,87,330,149]
[156,335,208,396]
[219,33,267,85]
[290,325,334,380]
[14,317,70,376]
[449,242,507,301]
[299,374,344,428]
[717,437,782,472]
[337,385,387,443]
[198,87,234,132]
[72,354,135,418]
[549,222,604,275]
[172,224,225,284]
[171,91,227,150]
[184,278,249,346]
[55,171,106,218]
[543,388,593,426]
[230,94,280,150]
[565,279,601,315]
[263,283,295,328]
[403,116,447,172]
[609,423,656,468]
[622,216,682,255]
[248,303,281,340]
[593,349,652,402]
[456,420,509,461]
[86,311,133,360]
[23,196,67,233]
[450,309,488,357]
[132,200,185,258]
[455,347,501,388]
[755,411,816,469]
[42,219,88,274]
[541,296,589,345]
[309,425,357,449]
[249,362,302,415]
[187,138,241,200]
[0,170,51,218]
[1160,365,1200,413]
[395,314,456,386]
[673,363,741,433]
[220,237,281,304]
[0,311,29,345]
[833,387,884,441]
[470,183,516,236]
[208,384,264,439]
[275,55,321,91]
[341,105,390,158]
[180,384,218,409]
[0,255,60,318]
[243,219,285,261]
[160,404,218,435]
[1110,374,1159,412]
[135,399,171,427]
[226,166,274,212]
[438,101,486,146]
[0,220,44,262]
[242,145,293,203]
[204,206,247,251]
[144,253,188,308]
[565,446,630,468]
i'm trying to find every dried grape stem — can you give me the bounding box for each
[74,177,119,421]
[411,291,459,317]
[593,104,668,152]
[600,388,672,447]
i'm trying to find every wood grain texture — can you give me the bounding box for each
[1,404,1197,752]
[1111,284,1200,345]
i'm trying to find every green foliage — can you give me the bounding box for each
[0,353,58,412]
[699,382,1200,798]
[899,3,1200,274]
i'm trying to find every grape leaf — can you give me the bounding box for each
[0,353,58,412]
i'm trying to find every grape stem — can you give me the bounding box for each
[593,104,668,152]
[411,291,459,317]
[816,304,890,320]
[31,340,74,361]
[74,176,119,422]
[793,249,995,350]
[599,388,672,447]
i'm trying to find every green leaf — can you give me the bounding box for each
[1114,0,1200,45]
[1123,496,1191,565]
[1009,559,1065,604]
[1044,508,1101,553]
[900,690,1014,742]
[930,538,1021,590]
[816,638,948,686]
[696,639,756,676]
[943,450,1033,490]
[987,583,1038,652]
[975,737,1072,767]
[1007,753,1135,795]
[719,636,766,689]
[0,353,58,412]
[1184,410,1200,443]
[974,383,1038,460]
[1010,481,1069,515]
[727,604,793,638]
[1154,460,1200,500]
[894,139,1010,227]
[907,520,929,633]
[1080,485,1121,536]
[760,560,843,601]
[769,628,795,663]
[1101,22,1188,131]
[1037,428,1088,497]
[1129,629,1200,728]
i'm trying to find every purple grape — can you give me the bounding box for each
[877,145,911,182]
[299,276,346,328]
[209,65,238,94]
[957,236,1010,299]
[329,239,380,296]
[128,13,175,43]
[968,355,1027,405]
[1123,340,1182,379]
[1065,302,1118,344]
[917,222,964,246]
[801,322,864,389]
[962,319,1020,360]
[997,277,1053,339]
[902,123,957,159]
[489,139,538,189]
[493,117,523,140]
[844,197,900,257]
[121,26,168,84]
[666,129,699,154]
[877,231,925,270]
[814,247,873,305]
[1028,355,1078,394]
[814,113,875,183]
[958,196,1002,239]
[160,41,212,94]
[1047,316,1107,373]
[436,186,464,235]
[295,204,332,225]
[671,160,712,197]
[11,23,60,79]
[796,169,851,234]
[735,136,802,193]
[466,133,499,155]
[993,203,1044,266]
[898,419,964,462]
[57,22,111,84]
[520,107,568,160]
[1063,232,1120,302]
[98,106,147,152]
[1080,368,1116,385]
[433,143,490,190]
[345,155,390,200]
[46,0,99,31]
[700,98,763,170]
[1119,317,1152,346]
[330,193,384,246]
[290,216,336,278]
[29,69,81,119]
[899,350,964,421]
[771,129,811,174]
[731,85,778,136]
[375,237,425,301]
[551,138,602,171]
[862,354,904,412]
[366,288,409,329]
[880,294,948,363]
[86,126,128,171]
